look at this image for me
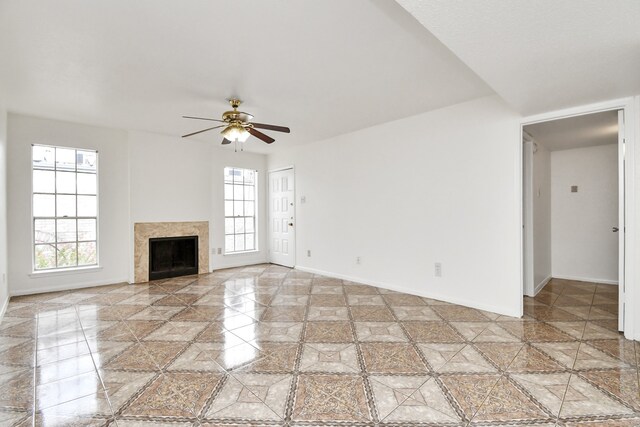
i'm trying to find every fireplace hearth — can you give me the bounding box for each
[149,235,198,280]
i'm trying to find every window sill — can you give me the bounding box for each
[224,250,260,256]
[29,266,103,278]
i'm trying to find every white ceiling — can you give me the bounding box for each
[0,0,493,153]
[524,110,618,151]
[396,0,640,115]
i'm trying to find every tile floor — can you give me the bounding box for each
[0,265,637,426]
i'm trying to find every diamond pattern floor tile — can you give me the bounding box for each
[0,268,633,425]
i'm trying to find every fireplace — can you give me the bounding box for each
[148,235,198,280]
[133,221,208,283]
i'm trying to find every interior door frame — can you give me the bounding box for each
[522,134,535,297]
[518,96,638,340]
[268,165,296,267]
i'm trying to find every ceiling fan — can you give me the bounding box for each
[182,99,290,146]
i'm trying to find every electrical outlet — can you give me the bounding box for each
[217,248,222,255]
[356,256,361,265]
[307,250,311,257]
[434,262,442,277]
[301,196,307,204]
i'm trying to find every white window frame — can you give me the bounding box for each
[31,144,99,272]
[224,167,258,254]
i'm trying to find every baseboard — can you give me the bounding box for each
[0,296,8,323]
[10,277,130,297]
[533,276,552,296]
[551,275,618,285]
[211,259,269,271]
[295,266,521,318]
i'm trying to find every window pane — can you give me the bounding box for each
[33,194,55,217]
[56,219,76,243]
[33,146,55,170]
[77,151,97,173]
[77,195,97,217]
[243,169,255,185]
[33,170,55,193]
[77,173,96,194]
[244,201,254,217]
[35,244,56,269]
[245,186,255,201]
[34,219,55,243]
[234,218,245,234]
[78,219,97,240]
[225,218,234,235]
[233,201,244,216]
[224,167,234,184]
[224,184,233,199]
[225,235,234,252]
[224,201,233,217]
[246,233,255,250]
[234,234,245,252]
[233,169,243,183]
[245,218,255,233]
[56,171,76,194]
[56,195,76,217]
[233,184,243,201]
[56,243,77,267]
[78,219,96,241]
[78,241,97,265]
[55,148,76,171]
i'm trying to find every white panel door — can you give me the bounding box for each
[269,168,295,267]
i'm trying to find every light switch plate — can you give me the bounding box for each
[571,185,578,193]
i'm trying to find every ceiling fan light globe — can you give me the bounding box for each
[222,124,250,142]
[237,130,250,142]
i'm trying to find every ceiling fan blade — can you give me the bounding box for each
[182,115,226,123]
[248,127,275,144]
[221,138,232,145]
[182,125,224,138]
[251,122,290,133]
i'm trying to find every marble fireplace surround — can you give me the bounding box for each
[134,221,209,283]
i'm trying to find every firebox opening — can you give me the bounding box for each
[148,235,198,280]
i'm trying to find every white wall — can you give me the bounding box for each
[532,141,552,292]
[268,95,523,316]
[551,144,618,283]
[128,131,268,278]
[129,131,212,224]
[0,109,9,316]
[7,114,130,295]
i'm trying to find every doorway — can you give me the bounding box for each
[522,109,625,331]
[268,167,296,267]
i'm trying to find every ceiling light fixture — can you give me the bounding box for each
[182,98,290,149]
[221,123,250,143]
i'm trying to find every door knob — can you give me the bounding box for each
[613,227,619,233]
[288,223,294,227]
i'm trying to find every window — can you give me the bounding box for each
[224,167,257,253]
[32,145,98,270]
